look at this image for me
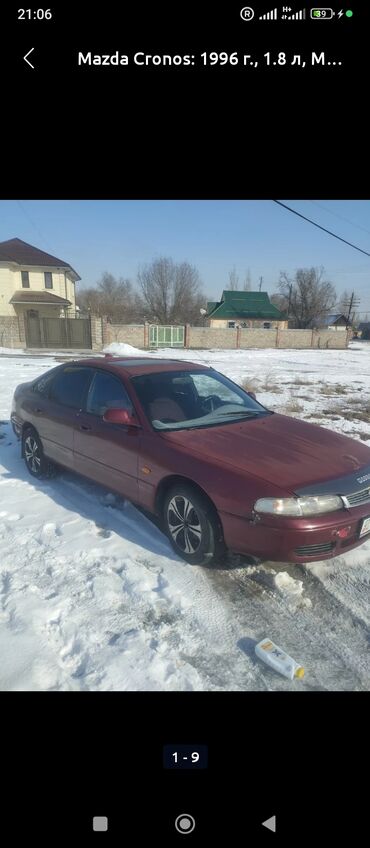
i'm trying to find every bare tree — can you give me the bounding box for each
[270,292,289,314]
[77,272,143,323]
[243,268,252,291]
[277,267,337,328]
[228,266,239,291]
[138,257,205,325]
[337,289,352,314]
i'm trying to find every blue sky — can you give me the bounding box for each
[1,200,369,313]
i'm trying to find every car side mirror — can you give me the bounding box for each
[103,408,141,427]
[247,391,256,401]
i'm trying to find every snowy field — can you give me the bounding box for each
[1,341,370,691]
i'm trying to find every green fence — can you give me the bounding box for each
[149,325,185,347]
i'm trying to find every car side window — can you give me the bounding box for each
[49,367,94,409]
[86,371,133,417]
[33,367,61,397]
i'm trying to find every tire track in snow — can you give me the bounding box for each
[209,558,370,690]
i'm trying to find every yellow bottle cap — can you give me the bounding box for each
[295,667,305,679]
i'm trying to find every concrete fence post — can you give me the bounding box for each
[101,315,109,346]
[236,326,241,348]
[311,328,315,348]
[185,324,190,349]
[90,315,103,351]
[144,322,149,349]
[276,326,280,348]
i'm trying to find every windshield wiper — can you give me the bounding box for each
[214,410,265,417]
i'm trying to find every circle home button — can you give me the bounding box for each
[175,814,196,834]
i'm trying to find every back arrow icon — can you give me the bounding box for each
[24,48,35,68]
[262,815,276,832]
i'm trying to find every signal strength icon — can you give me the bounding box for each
[259,7,278,19]
[287,8,306,18]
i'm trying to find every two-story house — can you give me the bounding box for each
[0,237,80,320]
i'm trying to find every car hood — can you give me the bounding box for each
[160,413,370,493]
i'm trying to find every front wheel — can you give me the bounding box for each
[22,428,57,479]
[163,484,225,566]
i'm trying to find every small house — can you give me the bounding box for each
[206,290,287,329]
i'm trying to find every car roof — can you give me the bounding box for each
[66,356,211,377]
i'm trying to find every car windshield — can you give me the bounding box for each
[131,369,272,431]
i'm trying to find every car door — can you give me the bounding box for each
[73,369,140,501]
[39,365,94,469]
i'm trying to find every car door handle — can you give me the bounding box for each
[79,424,92,431]
[33,407,43,414]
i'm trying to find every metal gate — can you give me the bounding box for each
[25,313,42,347]
[149,325,184,348]
[25,314,92,349]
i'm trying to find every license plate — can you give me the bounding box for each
[360,516,370,538]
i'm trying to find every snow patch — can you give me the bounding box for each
[274,571,312,609]
[103,342,145,355]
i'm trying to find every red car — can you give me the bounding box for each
[11,356,370,566]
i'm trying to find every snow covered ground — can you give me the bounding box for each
[1,342,370,691]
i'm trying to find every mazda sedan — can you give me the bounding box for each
[11,356,370,566]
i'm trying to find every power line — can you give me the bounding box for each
[272,200,370,257]
[16,200,53,252]
[309,201,370,239]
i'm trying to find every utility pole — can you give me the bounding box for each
[342,291,360,329]
[259,276,263,291]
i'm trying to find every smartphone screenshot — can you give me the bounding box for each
[1,2,369,843]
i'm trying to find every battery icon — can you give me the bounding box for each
[310,8,335,17]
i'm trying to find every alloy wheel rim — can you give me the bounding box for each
[167,495,202,554]
[24,436,41,473]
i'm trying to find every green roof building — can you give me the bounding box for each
[206,290,286,329]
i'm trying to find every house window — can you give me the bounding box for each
[44,272,53,289]
[228,321,236,328]
[21,271,30,288]
[263,322,271,329]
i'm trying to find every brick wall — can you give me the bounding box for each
[279,329,348,349]
[105,323,145,348]
[186,327,238,348]
[239,329,277,349]
[278,329,312,348]
[185,326,349,350]
[80,321,350,352]
[0,316,24,348]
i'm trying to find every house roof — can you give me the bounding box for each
[358,322,370,330]
[9,290,72,306]
[312,313,350,327]
[0,238,81,281]
[206,290,284,320]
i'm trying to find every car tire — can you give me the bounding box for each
[163,484,225,566]
[22,427,57,479]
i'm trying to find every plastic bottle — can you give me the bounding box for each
[255,638,305,680]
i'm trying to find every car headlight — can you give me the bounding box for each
[254,495,343,517]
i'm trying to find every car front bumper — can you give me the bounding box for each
[219,505,370,563]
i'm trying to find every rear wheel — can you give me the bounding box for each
[163,484,225,566]
[22,428,57,479]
